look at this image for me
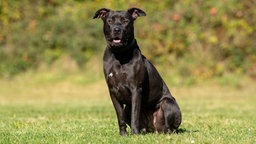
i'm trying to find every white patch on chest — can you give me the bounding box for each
[108,72,113,77]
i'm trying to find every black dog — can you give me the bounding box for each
[93,8,181,136]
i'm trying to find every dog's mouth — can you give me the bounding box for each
[113,37,121,43]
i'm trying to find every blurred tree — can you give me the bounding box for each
[0,0,255,79]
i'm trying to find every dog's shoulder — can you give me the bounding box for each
[103,48,113,61]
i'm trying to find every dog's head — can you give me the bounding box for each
[93,8,146,53]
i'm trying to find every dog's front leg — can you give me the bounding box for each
[131,87,142,135]
[110,95,127,136]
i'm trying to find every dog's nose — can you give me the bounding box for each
[113,27,121,34]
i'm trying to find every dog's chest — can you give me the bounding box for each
[106,64,129,87]
[107,69,127,85]
[105,63,134,101]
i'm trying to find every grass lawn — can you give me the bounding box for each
[0,73,255,143]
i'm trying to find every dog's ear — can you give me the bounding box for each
[93,8,110,19]
[127,8,146,20]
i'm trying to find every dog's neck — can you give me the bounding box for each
[112,39,138,65]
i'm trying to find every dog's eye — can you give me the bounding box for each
[122,19,129,24]
[107,19,113,24]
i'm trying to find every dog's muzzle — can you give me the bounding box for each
[112,26,122,44]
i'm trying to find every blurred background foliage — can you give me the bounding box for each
[0,0,255,81]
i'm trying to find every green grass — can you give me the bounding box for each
[0,73,256,143]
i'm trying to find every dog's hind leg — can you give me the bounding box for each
[161,97,182,133]
[153,106,165,133]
